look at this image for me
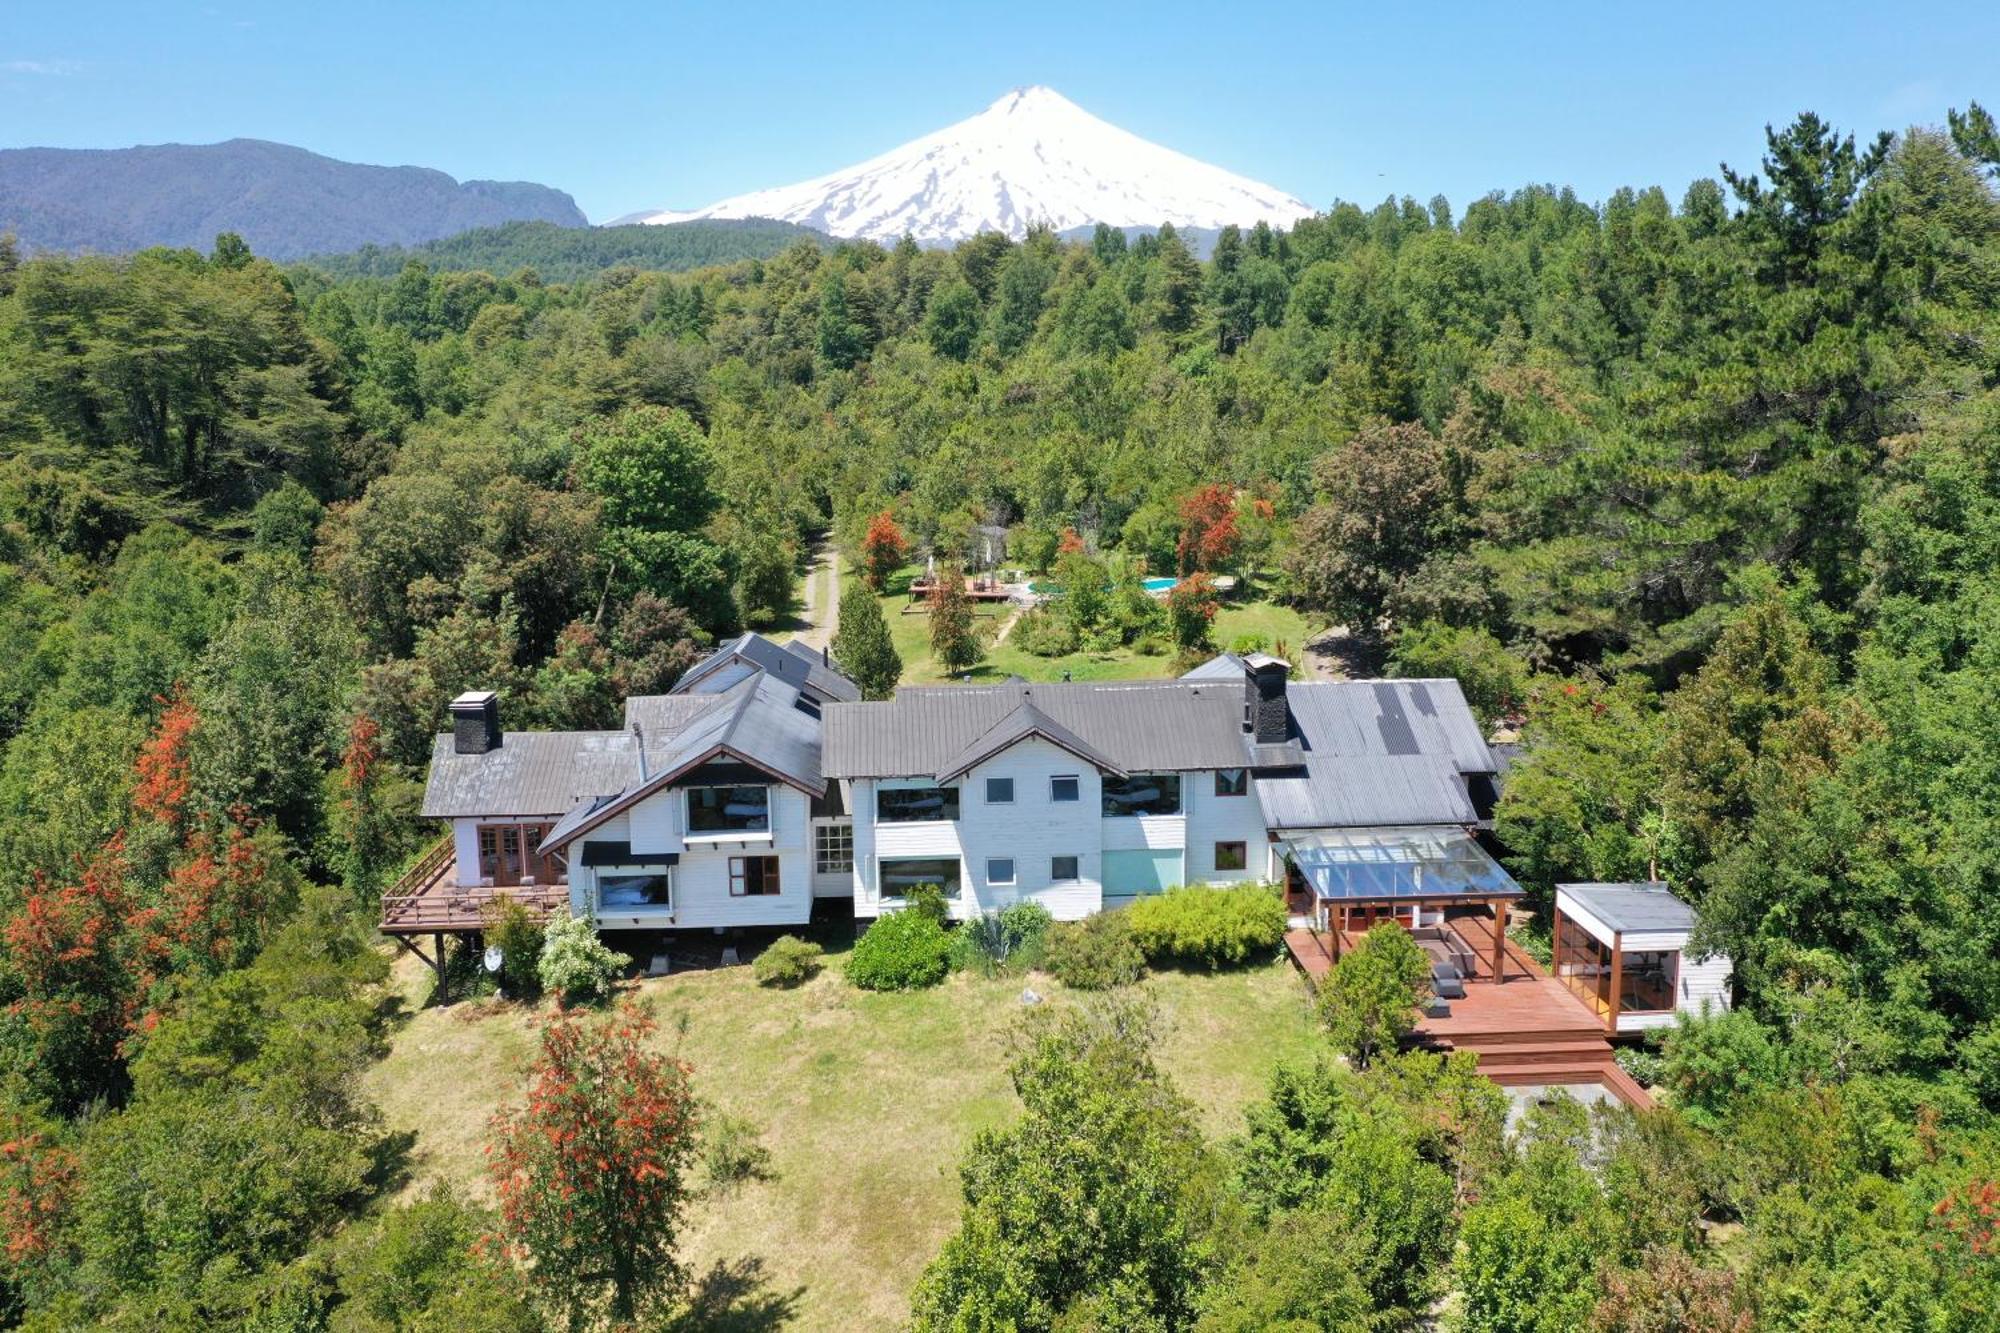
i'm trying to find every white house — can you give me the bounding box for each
[1551,882,1732,1033]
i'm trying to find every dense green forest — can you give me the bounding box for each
[0,103,1997,1328]
[307,218,828,283]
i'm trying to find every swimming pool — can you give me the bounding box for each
[1031,575,1181,596]
[1142,576,1179,593]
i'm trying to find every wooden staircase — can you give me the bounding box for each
[1417,1017,1654,1110]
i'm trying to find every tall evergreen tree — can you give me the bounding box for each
[832,579,902,700]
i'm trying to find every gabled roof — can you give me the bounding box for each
[676,631,860,703]
[824,680,1250,779]
[933,698,1125,783]
[422,731,639,819]
[1179,652,1249,681]
[542,672,825,851]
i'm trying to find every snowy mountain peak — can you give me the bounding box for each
[616,87,1315,245]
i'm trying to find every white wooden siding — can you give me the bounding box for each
[1183,772,1270,884]
[1100,813,1186,851]
[627,788,680,854]
[451,818,481,886]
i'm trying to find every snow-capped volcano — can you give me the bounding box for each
[617,86,1314,244]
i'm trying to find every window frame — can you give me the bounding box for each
[813,822,853,874]
[1100,772,1182,818]
[597,869,673,911]
[1214,768,1248,797]
[728,855,782,897]
[877,856,963,901]
[1050,854,1080,883]
[1049,775,1080,804]
[984,776,1015,805]
[986,857,1016,886]
[1214,840,1248,872]
[684,784,772,837]
[875,784,962,824]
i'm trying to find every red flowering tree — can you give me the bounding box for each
[0,1107,76,1288]
[149,813,276,976]
[132,688,198,833]
[1175,483,1239,576]
[487,1003,701,1327]
[1165,572,1221,654]
[1056,526,1087,557]
[859,510,910,593]
[2,839,144,1113]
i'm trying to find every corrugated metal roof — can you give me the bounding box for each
[934,699,1126,782]
[421,731,639,818]
[1256,755,1477,828]
[1285,680,1494,774]
[1180,653,1249,681]
[676,631,861,703]
[1558,882,1696,935]
[824,679,1250,778]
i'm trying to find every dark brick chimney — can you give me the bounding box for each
[1242,655,1291,744]
[450,690,502,755]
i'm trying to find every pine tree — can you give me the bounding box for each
[833,580,902,700]
[928,561,981,676]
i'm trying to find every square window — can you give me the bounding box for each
[987,857,1016,885]
[1050,775,1080,803]
[1051,855,1079,882]
[729,855,781,896]
[1215,841,1248,871]
[986,776,1014,804]
[813,823,853,874]
[1215,768,1248,797]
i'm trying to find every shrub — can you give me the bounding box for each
[1126,884,1287,968]
[1011,605,1079,657]
[902,882,951,925]
[952,901,1058,977]
[484,895,546,1002]
[1614,1043,1667,1090]
[846,910,953,991]
[1043,911,1146,990]
[751,934,824,988]
[998,900,1053,957]
[1227,632,1270,655]
[536,913,631,1006]
[702,1112,773,1193]
[1317,923,1430,1067]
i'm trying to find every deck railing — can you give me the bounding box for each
[379,834,570,934]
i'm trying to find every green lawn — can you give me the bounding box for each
[364,942,1322,1331]
[863,566,1321,686]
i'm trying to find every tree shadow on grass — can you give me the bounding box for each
[667,1256,805,1332]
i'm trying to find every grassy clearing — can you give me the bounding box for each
[364,936,1321,1331]
[863,566,1320,686]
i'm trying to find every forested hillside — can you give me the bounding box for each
[307,218,828,283]
[0,104,1997,1327]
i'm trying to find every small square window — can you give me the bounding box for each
[1215,768,1248,797]
[1215,841,1248,872]
[729,855,781,896]
[987,857,1016,885]
[1051,855,1079,882]
[1050,775,1080,803]
[986,777,1015,804]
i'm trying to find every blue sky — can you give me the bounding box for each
[3,2,1995,223]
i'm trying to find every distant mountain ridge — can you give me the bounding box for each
[0,138,587,261]
[304,218,825,282]
[621,86,1315,245]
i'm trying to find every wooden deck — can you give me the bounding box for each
[1284,916,1654,1110]
[379,836,569,935]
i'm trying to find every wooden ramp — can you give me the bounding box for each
[1285,923,1653,1110]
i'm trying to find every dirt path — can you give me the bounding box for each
[795,538,841,651]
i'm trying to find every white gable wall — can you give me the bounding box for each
[958,739,1104,920]
[1183,769,1271,884]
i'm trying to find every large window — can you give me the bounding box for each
[1101,773,1181,817]
[1620,950,1679,1013]
[687,785,770,835]
[599,872,670,909]
[876,785,960,823]
[477,822,557,886]
[879,857,961,899]
[813,822,852,874]
[1554,915,1613,1019]
[729,856,781,896]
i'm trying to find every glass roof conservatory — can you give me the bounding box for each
[1278,827,1523,903]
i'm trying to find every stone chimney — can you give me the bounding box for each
[1241,654,1290,745]
[450,690,502,755]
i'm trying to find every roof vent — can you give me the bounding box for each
[449,690,502,755]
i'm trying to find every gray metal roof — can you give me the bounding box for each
[1256,755,1478,828]
[1285,680,1495,775]
[824,679,1250,779]
[934,699,1126,783]
[543,672,825,850]
[676,631,860,703]
[422,731,640,819]
[1558,882,1697,935]
[1180,653,1249,681]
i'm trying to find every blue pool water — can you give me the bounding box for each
[1142,576,1179,593]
